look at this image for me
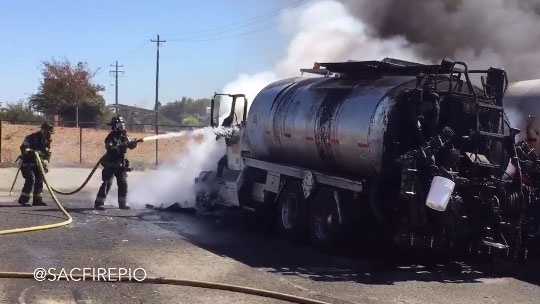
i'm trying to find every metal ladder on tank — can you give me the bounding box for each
[449,62,513,253]
[448,61,508,170]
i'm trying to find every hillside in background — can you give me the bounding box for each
[108,97,210,130]
[108,104,179,132]
[159,97,210,126]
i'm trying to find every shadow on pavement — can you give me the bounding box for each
[25,204,540,286]
[146,207,540,287]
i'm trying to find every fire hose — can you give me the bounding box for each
[0,272,332,304]
[17,140,144,195]
[9,156,105,196]
[3,151,109,235]
[48,155,104,195]
[0,151,73,235]
[8,166,20,196]
[1,157,332,304]
[5,137,154,233]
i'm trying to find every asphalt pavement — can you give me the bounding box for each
[0,168,539,304]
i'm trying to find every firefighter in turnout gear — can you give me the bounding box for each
[18,122,54,206]
[94,116,140,210]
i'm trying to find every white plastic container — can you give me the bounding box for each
[425,176,455,212]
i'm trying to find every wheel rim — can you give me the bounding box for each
[281,194,298,230]
[313,216,327,241]
[313,209,338,242]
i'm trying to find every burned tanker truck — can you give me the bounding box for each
[196,58,539,257]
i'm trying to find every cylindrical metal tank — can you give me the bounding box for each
[245,76,417,177]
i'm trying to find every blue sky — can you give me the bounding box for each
[0,0,295,108]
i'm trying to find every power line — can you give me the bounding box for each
[109,60,124,113]
[167,0,306,42]
[168,22,276,44]
[168,16,275,41]
[150,34,166,167]
[102,2,306,115]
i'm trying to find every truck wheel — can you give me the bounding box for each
[309,188,341,248]
[276,180,307,241]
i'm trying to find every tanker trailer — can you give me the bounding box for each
[196,58,534,257]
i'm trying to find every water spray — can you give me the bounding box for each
[140,131,190,142]
[139,127,236,143]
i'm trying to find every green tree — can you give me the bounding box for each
[0,101,43,122]
[29,60,106,124]
[160,97,210,124]
[182,115,201,126]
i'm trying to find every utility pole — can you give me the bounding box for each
[151,34,166,167]
[109,60,124,114]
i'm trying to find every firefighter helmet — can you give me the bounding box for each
[108,116,126,131]
[40,122,54,134]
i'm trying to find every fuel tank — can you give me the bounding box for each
[245,76,417,177]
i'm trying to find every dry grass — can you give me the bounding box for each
[0,122,195,168]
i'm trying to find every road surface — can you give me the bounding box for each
[0,168,538,303]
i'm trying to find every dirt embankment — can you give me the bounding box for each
[0,122,195,168]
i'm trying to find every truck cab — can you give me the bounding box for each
[195,93,248,208]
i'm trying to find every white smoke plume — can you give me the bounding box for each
[223,72,278,106]
[505,79,540,142]
[223,0,420,107]
[128,128,224,209]
[225,0,540,100]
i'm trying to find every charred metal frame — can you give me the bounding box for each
[210,93,248,128]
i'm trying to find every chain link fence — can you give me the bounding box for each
[0,119,203,168]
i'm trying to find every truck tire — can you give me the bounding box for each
[276,180,308,241]
[309,188,341,248]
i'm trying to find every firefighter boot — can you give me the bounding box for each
[118,197,130,210]
[32,195,47,206]
[94,178,111,210]
[18,193,31,206]
[94,197,106,210]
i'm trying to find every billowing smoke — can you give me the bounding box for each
[223,0,420,105]
[223,72,278,106]
[275,1,420,75]
[335,0,540,139]
[339,0,540,81]
[505,79,540,144]
[225,0,540,102]
[128,128,224,209]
